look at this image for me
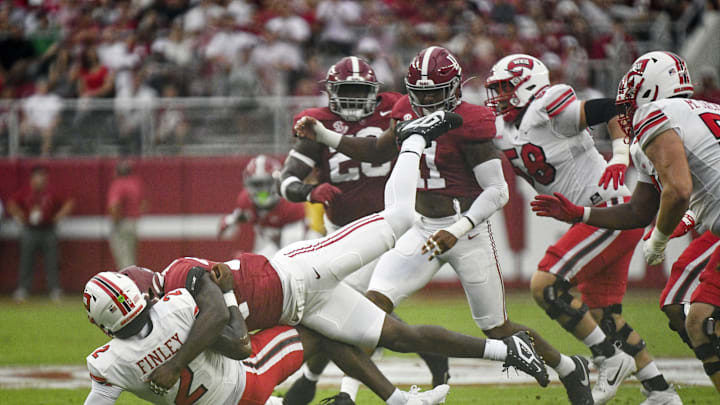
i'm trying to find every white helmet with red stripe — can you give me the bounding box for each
[326,56,381,121]
[485,54,549,122]
[244,154,282,209]
[615,51,694,136]
[405,46,462,116]
[83,272,147,336]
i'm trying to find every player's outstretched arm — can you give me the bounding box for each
[147,267,229,389]
[294,115,398,163]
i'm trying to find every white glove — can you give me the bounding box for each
[643,228,669,265]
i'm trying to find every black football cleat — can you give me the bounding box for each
[395,110,463,148]
[317,392,355,405]
[283,375,317,405]
[502,330,550,387]
[560,355,594,405]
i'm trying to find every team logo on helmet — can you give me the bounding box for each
[507,57,534,71]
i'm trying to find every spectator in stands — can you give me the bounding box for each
[250,27,302,95]
[152,21,194,67]
[20,78,62,156]
[316,0,362,54]
[695,65,720,104]
[265,2,311,46]
[356,36,398,91]
[107,160,147,269]
[154,82,189,150]
[7,165,74,303]
[183,0,224,33]
[75,46,114,99]
[115,67,157,155]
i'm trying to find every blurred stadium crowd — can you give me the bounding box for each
[0,0,715,156]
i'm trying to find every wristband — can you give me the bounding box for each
[582,207,591,223]
[224,291,238,308]
[607,138,629,166]
[314,122,342,148]
[444,216,475,238]
[649,227,670,244]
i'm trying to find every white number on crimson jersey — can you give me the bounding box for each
[329,127,391,183]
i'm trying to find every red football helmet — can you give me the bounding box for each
[326,56,381,121]
[244,155,282,209]
[405,46,462,116]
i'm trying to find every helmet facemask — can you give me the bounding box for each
[246,175,279,209]
[406,76,460,116]
[327,81,380,121]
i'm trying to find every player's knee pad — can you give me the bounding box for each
[598,304,646,356]
[542,279,588,333]
[694,314,720,376]
[616,323,646,357]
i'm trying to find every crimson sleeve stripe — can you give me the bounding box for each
[547,95,576,117]
[633,110,663,132]
[546,89,574,110]
[636,116,668,141]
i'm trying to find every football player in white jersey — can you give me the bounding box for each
[82,270,451,405]
[486,53,681,405]
[532,51,720,394]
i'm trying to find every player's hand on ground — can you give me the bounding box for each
[210,263,234,292]
[530,192,584,223]
[598,163,627,190]
[146,358,182,393]
[422,230,457,261]
[294,116,319,140]
[309,183,342,207]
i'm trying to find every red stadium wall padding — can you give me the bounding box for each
[0,157,266,293]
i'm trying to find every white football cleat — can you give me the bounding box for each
[640,385,683,405]
[406,384,450,405]
[264,396,284,405]
[592,350,636,404]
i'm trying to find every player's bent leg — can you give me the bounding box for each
[531,272,596,340]
[283,354,329,405]
[664,303,694,350]
[687,302,720,392]
[366,290,395,314]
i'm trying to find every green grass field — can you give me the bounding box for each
[0,290,715,404]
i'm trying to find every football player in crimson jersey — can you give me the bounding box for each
[279,56,449,401]
[294,46,584,401]
[532,51,720,394]
[218,155,307,258]
[84,269,450,405]
[122,113,551,403]
[487,53,680,405]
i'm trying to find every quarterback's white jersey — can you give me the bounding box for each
[86,289,244,405]
[494,84,631,205]
[632,98,720,234]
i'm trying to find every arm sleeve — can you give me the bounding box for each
[464,159,509,226]
[584,98,618,126]
[84,381,122,405]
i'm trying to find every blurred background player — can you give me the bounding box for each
[486,53,679,405]
[296,46,589,405]
[279,56,449,403]
[531,51,720,394]
[107,160,147,269]
[219,154,306,258]
[7,165,74,303]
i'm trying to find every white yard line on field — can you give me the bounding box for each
[0,358,711,390]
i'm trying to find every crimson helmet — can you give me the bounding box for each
[83,272,147,337]
[405,46,462,116]
[244,155,282,209]
[119,265,164,300]
[485,54,550,122]
[326,56,381,121]
[616,51,693,137]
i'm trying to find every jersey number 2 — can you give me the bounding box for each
[175,366,207,405]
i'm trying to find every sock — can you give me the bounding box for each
[554,354,576,378]
[399,134,426,155]
[637,362,669,391]
[385,388,406,405]
[482,339,508,361]
[302,364,320,382]
[339,377,360,401]
[582,326,606,347]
